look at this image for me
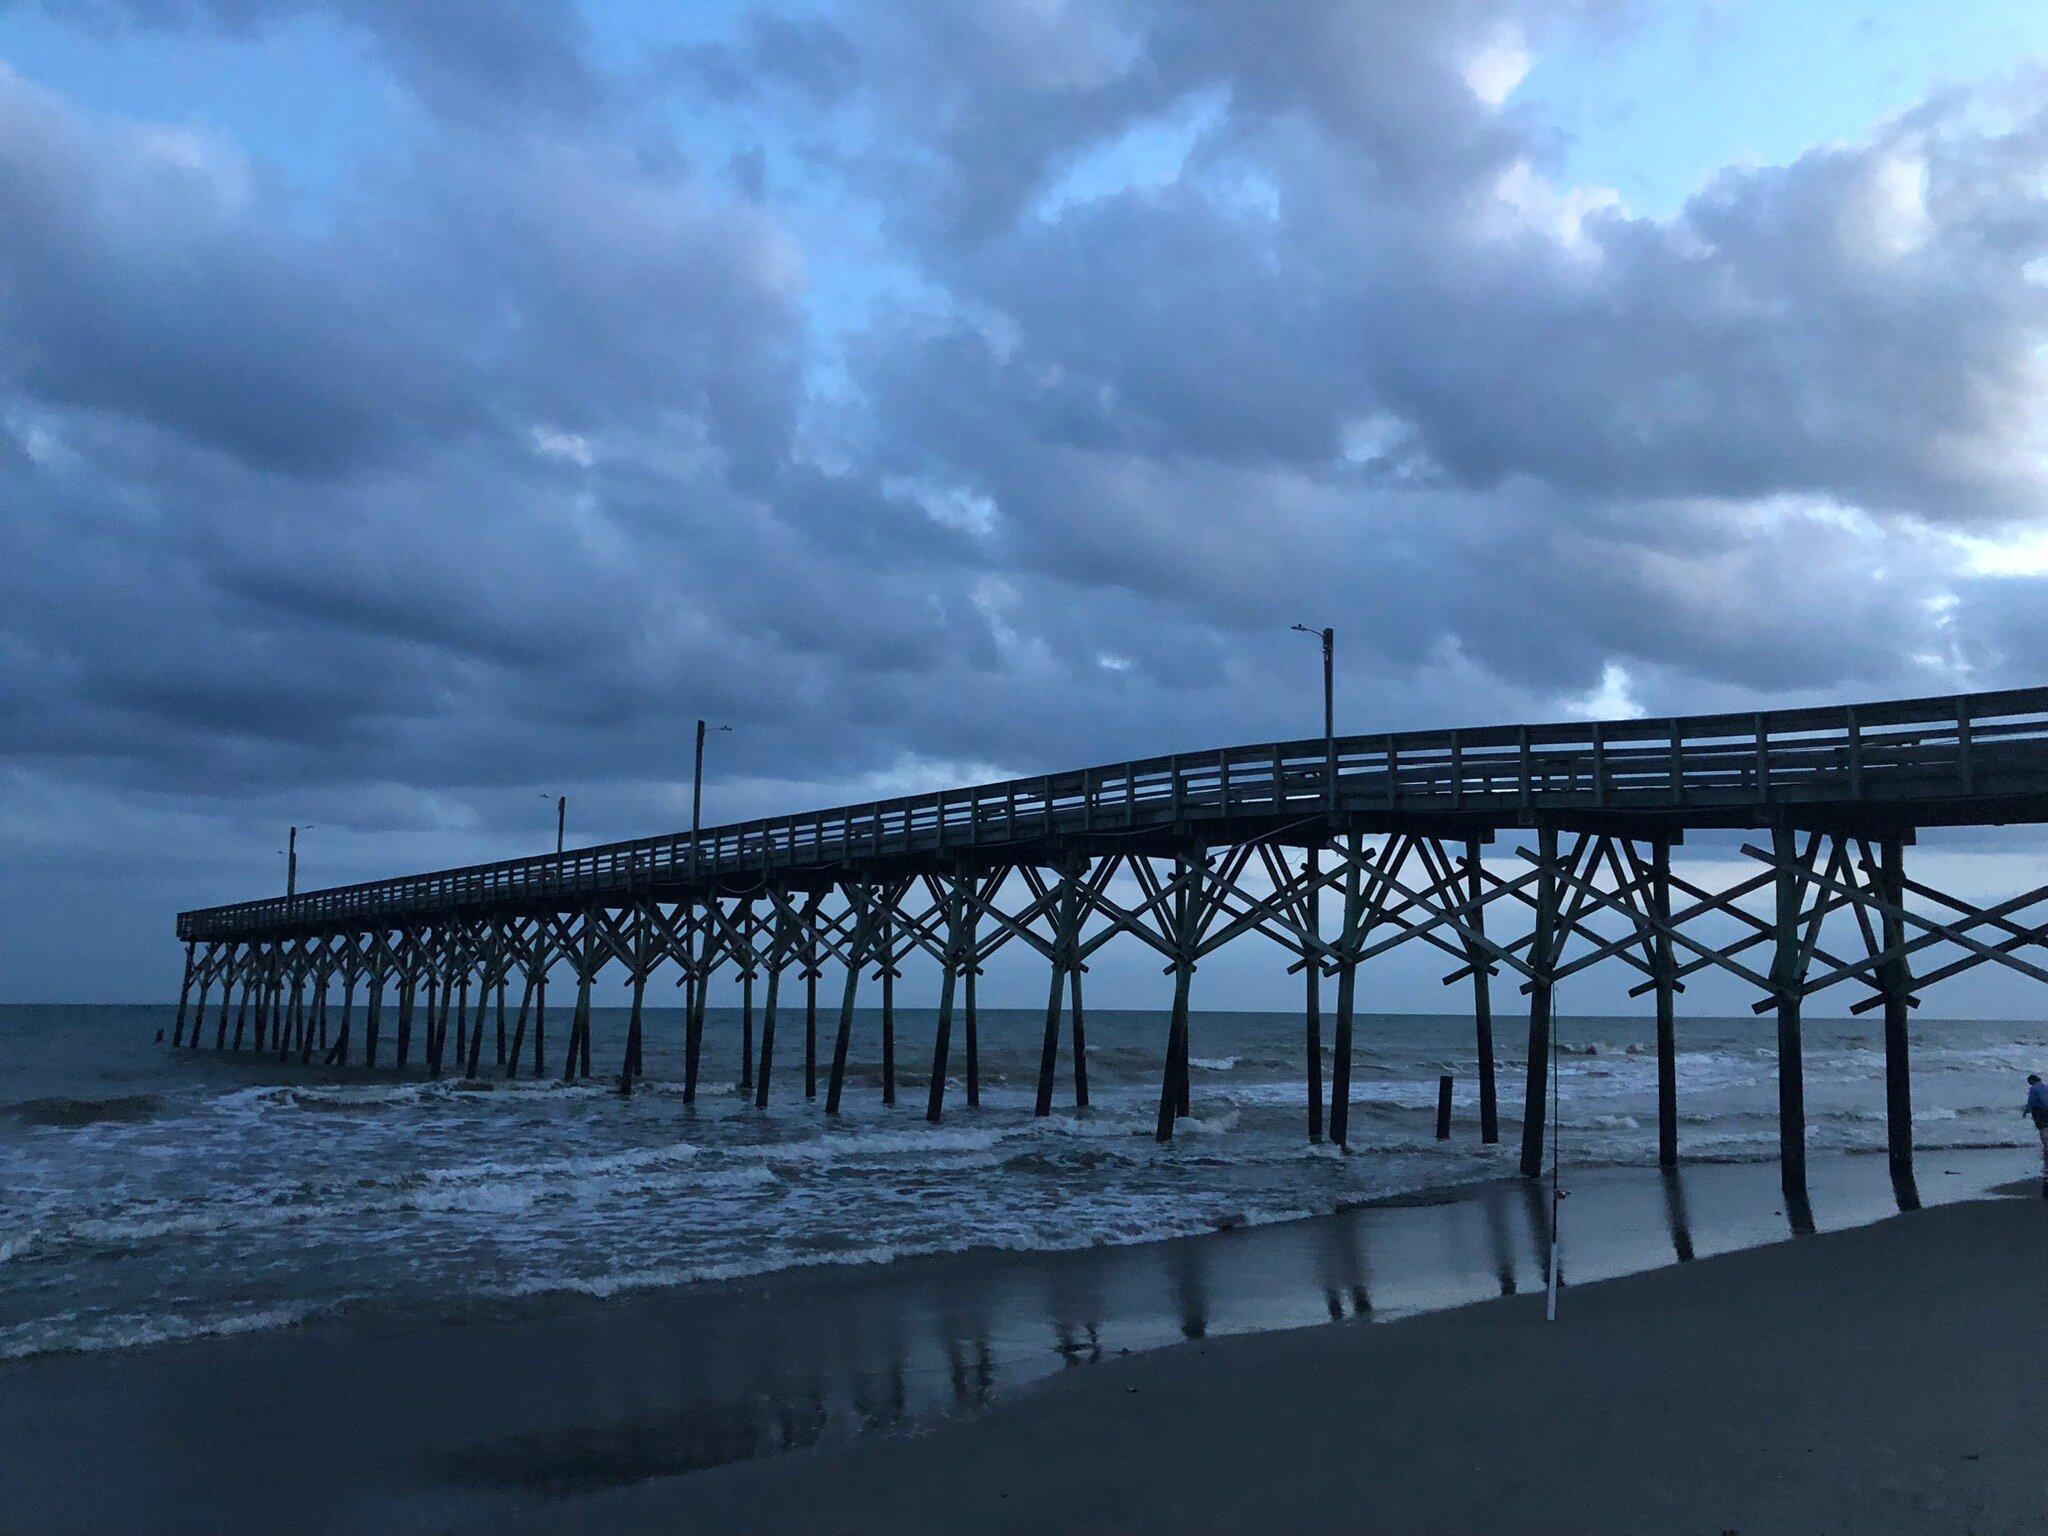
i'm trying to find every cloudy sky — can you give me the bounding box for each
[7,0,2048,1006]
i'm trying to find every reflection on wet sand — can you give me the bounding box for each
[437,1148,2014,1496]
[1661,1168,1695,1263]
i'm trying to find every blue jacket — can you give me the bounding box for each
[2028,1081,2048,1126]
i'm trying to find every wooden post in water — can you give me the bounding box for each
[682,910,707,1102]
[465,969,490,1078]
[804,954,819,1101]
[172,943,196,1047]
[1435,1073,1453,1139]
[495,978,506,1069]
[1770,821,1810,1215]
[364,966,383,1067]
[1876,833,1919,1209]
[926,877,964,1123]
[877,902,896,1107]
[189,967,213,1053]
[1069,949,1088,1110]
[505,972,533,1080]
[625,961,648,1084]
[1652,838,1679,1167]
[1304,845,1324,1143]
[531,968,547,1080]
[1519,824,1558,1179]
[1034,870,1069,1117]
[230,962,249,1050]
[1156,849,1208,1142]
[1329,835,1363,1148]
[1465,837,1498,1146]
[330,973,356,1065]
[963,959,980,1109]
[826,897,873,1115]
[738,951,755,1097]
[394,975,414,1071]
[214,951,236,1049]
[757,903,800,1110]
[566,959,591,1083]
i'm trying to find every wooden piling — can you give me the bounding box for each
[1876,834,1918,1209]
[364,969,384,1067]
[1305,845,1324,1143]
[804,962,819,1100]
[1156,934,1195,1143]
[172,943,196,1047]
[506,972,534,1080]
[1770,821,1809,1207]
[625,966,648,1084]
[682,952,706,1103]
[878,905,896,1107]
[465,972,490,1078]
[1435,1073,1453,1139]
[756,922,785,1110]
[568,969,593,1083]
[1652,838,1678,1167]
[1329,951,1357,1148]
[1465,838,1498,1146]
[1069,956,1088,1110]
[332,973,356,1065]
[1034,924,1064,1118]
[826,903,871,1115]
[189,970,212,1053]
[739,962,755,1097]
[531,970,547,1079]
[1156,851,1204,1143]
[394,977,414,1071]
[1329,839,1362,1148]
[1518,824,1558,1179]
[963,961,980,1109]
[926,890,962,1124]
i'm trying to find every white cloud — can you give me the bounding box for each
[1562,663,1646,721]
[1464,27,1532,109]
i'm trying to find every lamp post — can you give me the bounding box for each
[692,720,731,873]
[1290,624,1334,742]
[286,824,298,910]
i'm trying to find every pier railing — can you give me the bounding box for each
[177,686,2048,941]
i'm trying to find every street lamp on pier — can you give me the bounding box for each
[693,720,731,874]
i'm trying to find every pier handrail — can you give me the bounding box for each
[176,685,2048,940]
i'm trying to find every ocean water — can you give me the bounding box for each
[1,1002,2041,1363]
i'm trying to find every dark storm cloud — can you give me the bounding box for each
[5,0,2048,998]
[38,0,604,121]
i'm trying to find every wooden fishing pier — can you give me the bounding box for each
[172,687,2048,1211]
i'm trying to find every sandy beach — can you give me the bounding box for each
[584,1196,2048,1536]
[0,1154,2039,1534]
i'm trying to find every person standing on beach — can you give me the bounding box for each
[2027,1074,2048,1197]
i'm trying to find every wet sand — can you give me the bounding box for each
[584,1197,2048,1536]
[0,1150,2037,1533]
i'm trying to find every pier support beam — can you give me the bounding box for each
[1304,845,1324,1143]
[1519,824,1558,1179]
[926,875,967,1123]
[1157,849,1210,1143]
[1770,823,1812,1226]
[1328,833,1366,1149]
[827,891,876,1115]
[1876,834,1919,1210]
[878,902,896,1107]
[172,943,196,1047]
[1464,838,1498,1146]
[1652,839,1679,1168]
